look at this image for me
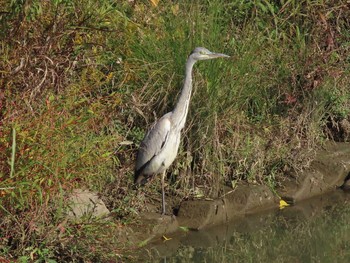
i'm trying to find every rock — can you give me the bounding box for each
[277,142,350,203]
[177,143,350,230]
[177,184,278,230]
[67,189,110,220]
[224,184,278,216]
[177,199,226,230]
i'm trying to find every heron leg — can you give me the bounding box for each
[161,171,166,215]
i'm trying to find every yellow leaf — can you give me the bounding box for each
[279,199,290,209]
[162,235,172,241]
[150,0,159,7]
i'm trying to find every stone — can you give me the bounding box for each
[277,142,350,202]
[67,189,110,220]
[177,184,278,230]
[224,184,278,217]
[177,199,226,230]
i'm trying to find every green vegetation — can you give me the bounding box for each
[0,0,349,261]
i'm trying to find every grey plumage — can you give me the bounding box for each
[134,47,230,215]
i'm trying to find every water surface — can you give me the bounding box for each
[139,190,350,262]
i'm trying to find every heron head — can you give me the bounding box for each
[189,47,230,61]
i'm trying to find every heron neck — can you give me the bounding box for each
[172,58,196,129]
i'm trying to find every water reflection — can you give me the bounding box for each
[139,190,350,262]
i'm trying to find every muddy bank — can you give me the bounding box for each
[128,142,349,245]
[278,142,350,203]
[136,190,350,260]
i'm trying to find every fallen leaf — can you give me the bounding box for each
[279,199,290,209]
[162,235,172,241]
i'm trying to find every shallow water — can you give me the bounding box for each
[139,190,350,262]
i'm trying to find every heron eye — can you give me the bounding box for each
[199,51,206,55]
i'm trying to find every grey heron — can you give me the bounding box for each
[134,47,230,215]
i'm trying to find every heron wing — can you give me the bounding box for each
[135,113,172,177]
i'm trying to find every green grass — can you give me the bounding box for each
[10,128,16,178]
[0,0,349,261]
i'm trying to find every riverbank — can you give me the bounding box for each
[136,189,350,262]
[123,141,350,250]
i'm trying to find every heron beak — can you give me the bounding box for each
[208,52,230,59]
